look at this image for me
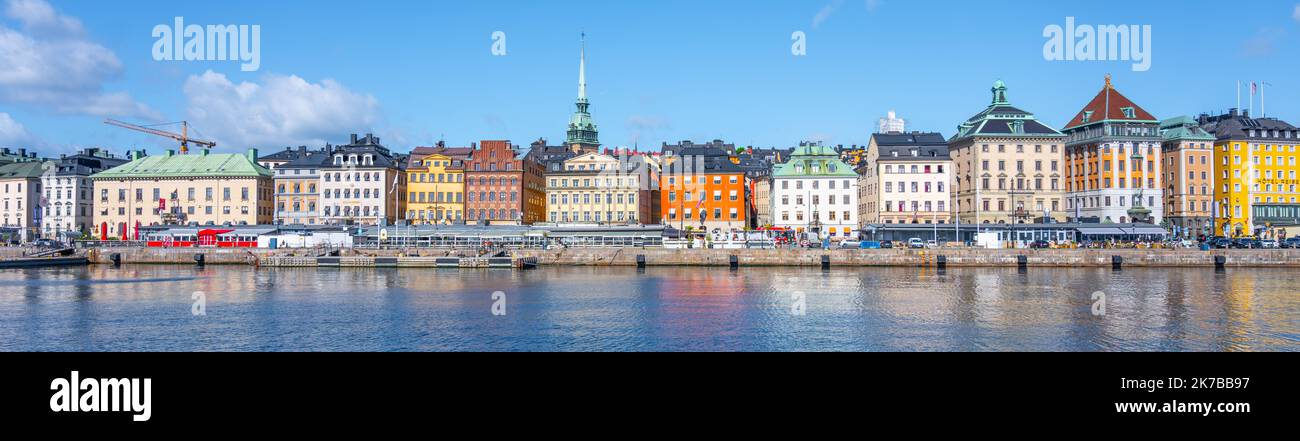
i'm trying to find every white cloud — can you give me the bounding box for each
[0,112,34,145]
[1242,28,1286,57]
[183,70,382,148]
[5,0,81,35]
[0,0,156,118]
[1294,4,1299,22]
[812,0,843,29]
[866,0,883,12]
[625,115,670,146]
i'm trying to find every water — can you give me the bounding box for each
[0,265,1297,351]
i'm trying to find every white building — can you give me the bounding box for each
[878,110,906,134]
[40,149,127,240]
[319,134,407,226]
[772,143,859,240]
[0,161,48,243]
[859,132,953,225]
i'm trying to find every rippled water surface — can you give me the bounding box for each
[0,265,1297,351]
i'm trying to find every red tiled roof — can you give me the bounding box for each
[1063,76,1157,130]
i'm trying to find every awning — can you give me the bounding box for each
[1076,227,1124,235]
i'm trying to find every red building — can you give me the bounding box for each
[464,140,546,224]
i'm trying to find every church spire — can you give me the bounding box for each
[578,33,587,101]
[566,33,599,152]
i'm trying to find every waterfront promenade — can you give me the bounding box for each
[6,246,1300,268]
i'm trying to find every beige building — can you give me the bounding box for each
[0,161,49,242]
[950,80,1067,224]
[859,132,952,225]
[545,152,658,224]
[91,149,274,239]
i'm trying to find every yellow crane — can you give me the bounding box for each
[104,119,216,154]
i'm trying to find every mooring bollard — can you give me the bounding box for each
[1017,255,1028,270]
[936,255,947,269]
[194,253,206,267]
[110,253,121,266]
[729,254,738,269]
[821,255,830,270]
[636,254,646,269]
[1111,255,1123,270]
[1214,255,1227,269]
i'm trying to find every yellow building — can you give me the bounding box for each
[405,145,471,224]
[1201,110,1300,238]
[91,149,274,239]
[545,152,659,224]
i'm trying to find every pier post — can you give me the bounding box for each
[194,253,205,267]
[821,255,830,270]
[110,253,121,267]
[1017,255,1028,270]
[936,255,947,269]
[1111,255,1122,271]
[1214,255,1227,270]
[729,255,738,270]
[636,254,646,269]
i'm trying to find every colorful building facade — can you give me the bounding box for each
[271,148,329,225]
[772,143,858,239]
[1199,110,1300,238]
[859,132,951,225]
[464,140,545,224]
[1160,116,1216,237]
[91,149,274,239]
[949,80,1067,224]
[406,144,470,224]
[318,134,406,226]
[544,152,659,224]
[1062,76,1163,224]
[660,149,748,231]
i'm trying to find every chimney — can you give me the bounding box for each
[365,133,375,144]
[18,148,26,157]
[247,148,259,163]
[131,150,144,161]
[1229,108,1239,117]
[350,134,359,144]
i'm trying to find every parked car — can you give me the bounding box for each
[1260,239,1280,249]
[1209,238,1233,249]
[838,241,862,249]
[925,240,939,249]
[32,239,61,248]
[907,238,924,249]
[1028,240,1051,249]
[1284,238,1300,249]
[1232,238,1261,249]
[880,240,895,249]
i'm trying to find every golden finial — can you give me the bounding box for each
[1104,73,1112,88]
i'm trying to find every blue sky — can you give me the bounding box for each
[1,0,1298,155]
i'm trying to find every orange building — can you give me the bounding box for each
[1159,116,1216,238]
[659,150,748,231]
[1062,76,1163,224]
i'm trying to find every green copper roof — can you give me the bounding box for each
[1160,116,1215,141]
[566,35,599,147]
[92,150,271,179]
[773,144,857,177]
[0,161,51,179]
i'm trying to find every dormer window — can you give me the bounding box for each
[1009,120,1024,134]
[1121,107,1136,119]
[1081,111,1093,123]
[333,155,342,165]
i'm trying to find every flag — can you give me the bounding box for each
[1252,82,1258,95]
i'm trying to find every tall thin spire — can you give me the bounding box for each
[578,32,587,101]
[566,32,599,152]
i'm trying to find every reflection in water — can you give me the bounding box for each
[0,265,1296,352]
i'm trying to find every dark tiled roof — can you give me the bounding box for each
[1199,112,1300,142]
[872,132,950,161]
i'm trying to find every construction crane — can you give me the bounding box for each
[104,119,216,154]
